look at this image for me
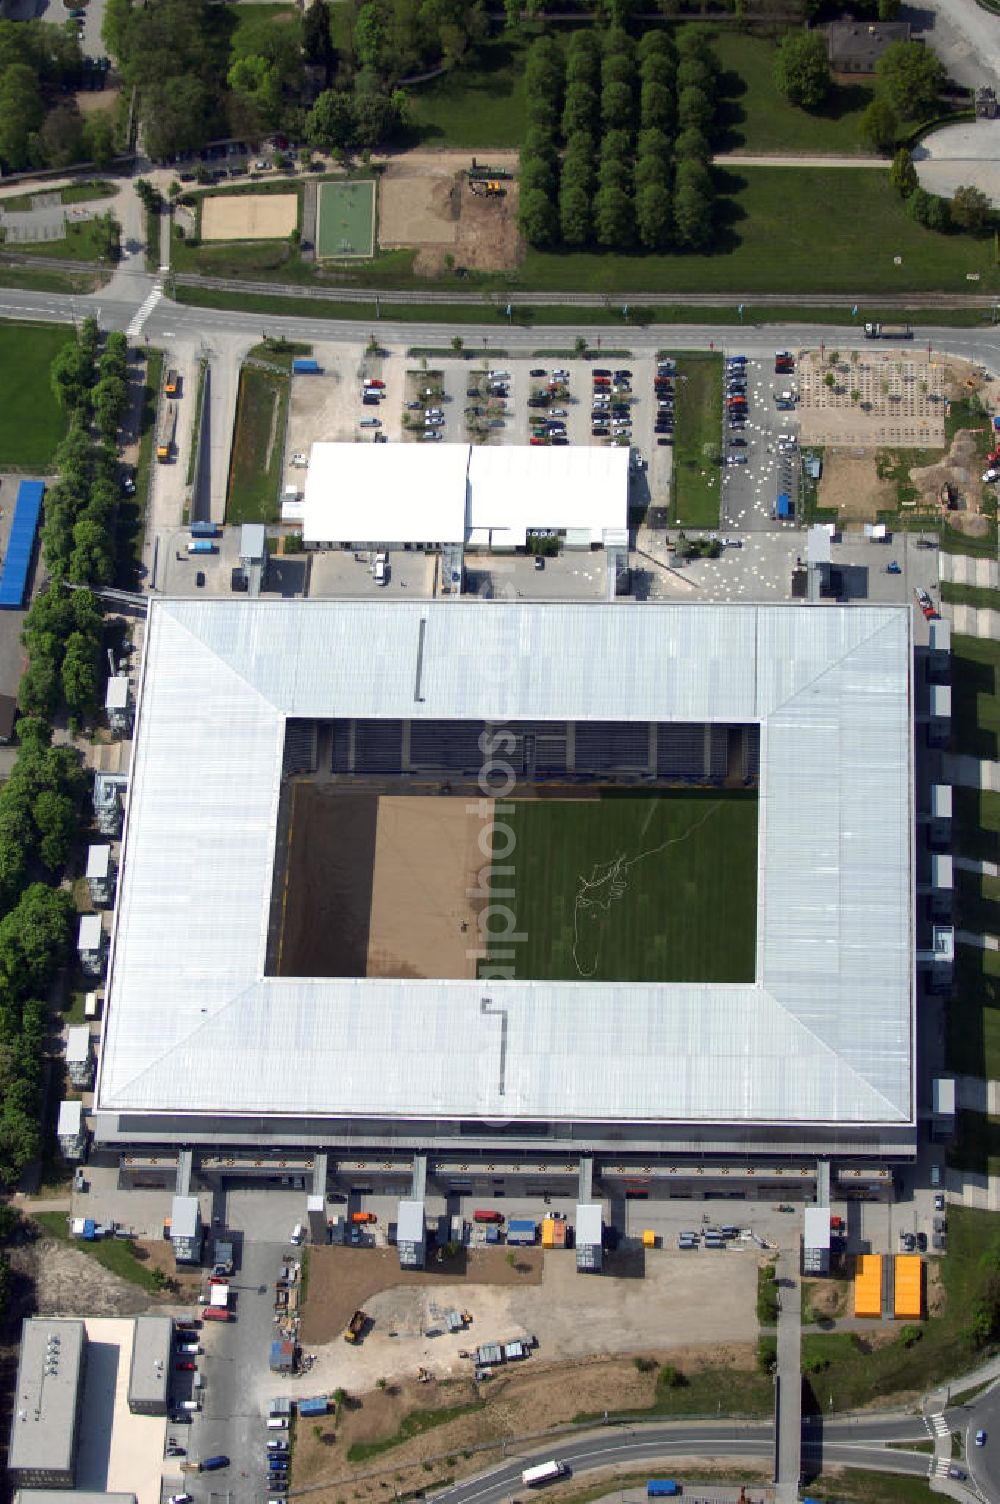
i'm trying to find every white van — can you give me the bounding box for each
[180,1400,201,1412]
[267,1417,289,1431]
[290,1223,304,1245]
[373,558,387,585]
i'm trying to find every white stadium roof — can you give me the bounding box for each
[302,443,629,549]
[96,600,913,1130]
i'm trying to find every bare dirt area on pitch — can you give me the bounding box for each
[201,192,298,241]
[276,789,491,980]
[378,150,520,274]
[366,796,489,980]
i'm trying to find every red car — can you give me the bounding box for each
[363,379,385,390]
[529,435,546,445]
[175,1360,195,1372]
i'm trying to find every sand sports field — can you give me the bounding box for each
[201,191,298,242]
[366,796,489,979]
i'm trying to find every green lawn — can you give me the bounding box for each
[806,1472,940,1504]
[347,1398,486,1462]
[0,265,103,294]
[522,168,1000,295]
[486,791,758,984]
[0,322,71,470]
[575,1359,773,1422]
[225,363,288,524]
[9,215,117,264]
[950,635,1000,761]
[31,1210,164,1292]
[711,29,875,154]
[406,36,528,148]
[670,351,723,528]
[942,580,1000,611]
[951,1109,1000,1177]
[0,178,116,212]
[799,1207,999,1412]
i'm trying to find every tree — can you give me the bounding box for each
[636,180,671,249]
[675,125,710,161]
[520,154,556,199]
[141,76,210,161]
[638,30,674,63]
[559,179,591,244]
[562,82,597,138]
[674,183,711,247]
[101,0,130,59]
[39,102,85,170]
[601,128,632,167]
[0,883,74,997]
[859,96,897,153]
[889,147,918,197]
[525,35,563,103]
[773,31,830,109]
[640,79,673,132]
[677,56,712,97]
[635,151,668,189]
[0,63,45,171]
[50,339,91,413]
[518,186,558,246]
[601,51,633,88]
[306,88,355,149]
[303,0,336,85]
[678,84,712,132]
[676,28,711,63]
[593,182,633,248]
[601,26,634,63]
[875,40,944,119]
[83,111,116,169]
[523,123,558,166]
[33,790,77,871]
[951,183,991,232]
[354,3,386,70]
[61,629,100,719]
[601,79,633,129]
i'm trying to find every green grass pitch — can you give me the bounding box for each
[317,180,375,259]
[0,322,70,470]
[488,792,758,984]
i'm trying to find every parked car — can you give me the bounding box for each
[534,555,545,570]
[730,437,748,448]
[175,1360,195,1371]
[934,1193,945,1211]
[916,1232,927,1251]
[530,368,547,377]
[359,417,381,428]
[726,453,748,465]
[657,436,673,446]
[976,1431,987,1447]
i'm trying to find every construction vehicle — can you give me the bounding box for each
[467,158,512,181]
[343,1309,368,1343]
[165,369,180,397]
[157,403,177,463]
[863,323,913,340]
[469,180,505,197]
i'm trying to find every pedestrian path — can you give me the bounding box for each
[774,1249,801,1504]
[126,281,163,339]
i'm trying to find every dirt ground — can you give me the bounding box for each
[291,1344,762,1504]
[816,453,896,521]
[802,1276,849,1321]
[367,796,490,979]
[378,150,521,275]
[201,191,298,241]
[74,89,119,117]
[278,785,379,976]
[297,1244,758,1404]
[9,1236,151,1318]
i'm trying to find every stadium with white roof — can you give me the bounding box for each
[95,598,916,1193]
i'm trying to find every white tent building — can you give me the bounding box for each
[302,443,630,552]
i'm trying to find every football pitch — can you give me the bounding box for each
[316,179,376,258]
[487,792,758,984]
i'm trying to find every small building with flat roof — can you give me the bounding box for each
[85,845,115,908]
[65,1027,93,1090]
[169,1195,202,1265]
[104,676,132,737]
[8,1318,87,1489]
[77,915,104,978]
[127,1315,171,1415]
[57,1100,86,1161]
[396,1199,426,1270]
[17,1494,135,1504]
[575,1203,603,1274]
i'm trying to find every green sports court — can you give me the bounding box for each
[316,179,376,259]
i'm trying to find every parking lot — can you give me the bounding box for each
[720,351,801,534]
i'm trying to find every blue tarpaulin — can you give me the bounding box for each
[0,480,43,608]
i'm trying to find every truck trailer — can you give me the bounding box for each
[522,1461,567,1487]
[863,323,913,340]
[157,404,177,463]
[292,358,321,375]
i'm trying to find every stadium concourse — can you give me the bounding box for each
[94,599,915,1183]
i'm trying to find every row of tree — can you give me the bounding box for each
[0,18,116,174]
[519,27,718,253]
[0,319,126,1186]
[889,147,991,234]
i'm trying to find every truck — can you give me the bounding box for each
[343,1309,368,1343]
[473,1208,504,1224]
[646,1483,680,1497]
[212,1238,234,1275]
[202,1306,231,1322]
[291,358,321,375]
[188,539,217,555]
[863,323,914,340]
[165,369,180,397]
[190,521,222,540]
[157,404,177,463]
[522,1461,567,1487]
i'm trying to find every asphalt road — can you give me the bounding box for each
[411,1415,932,1504]
[953,1390,1000,1499]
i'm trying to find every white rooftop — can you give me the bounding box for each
[86,845,112,880]
[96,600,914,1131]
[77,914,103,951]
[57,1099,83,1135]
[302,444,629,549]
[105,676,130,711]
[66,1026,91,1064]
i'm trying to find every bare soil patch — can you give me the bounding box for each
[201,191,298,242]
[378,149,520,274]
[301,1245,543,1345]
[73,90,119,117]
[798,349,946,448]
[367,796,489,979]
[9,1236,151,1318]
[277,786,379,977]
[817,452,896,521]
[292,1345,760,1504]
[803,1277,849,1321]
